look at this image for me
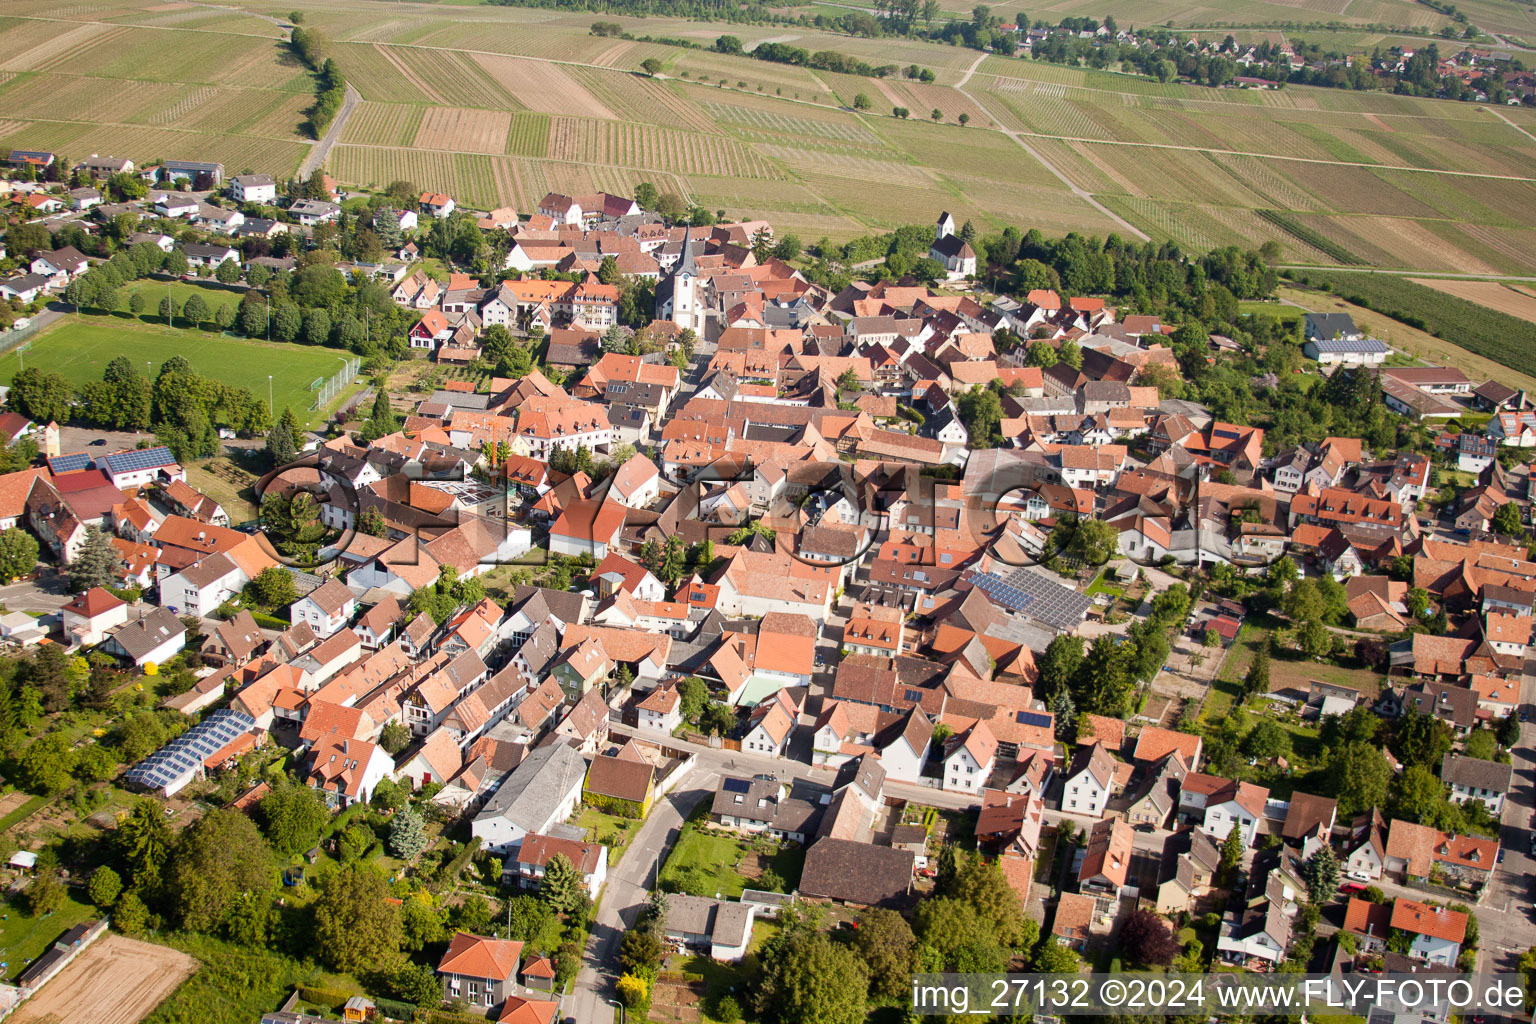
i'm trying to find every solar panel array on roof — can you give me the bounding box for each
[723,778,751,793]
[966,567,1093,631]
[46,452,92,474]
[123,709,255,791]
[1310,337,1388,354]
[103,446,177,474]
[1015,711,1052,728]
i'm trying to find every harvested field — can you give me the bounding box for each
[1409,279,1536,325]
[470,53,615,118]
[414,106,512,153]
[10,935,196,1024]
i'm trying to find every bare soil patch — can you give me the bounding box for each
[414,107,512,153]
[470,54,616,119]
[10,935,196,1024]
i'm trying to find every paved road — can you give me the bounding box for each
[566,766,720,1024]
[1478,659,1536,977]
[567,726,983,1023]
[299,84,361,180]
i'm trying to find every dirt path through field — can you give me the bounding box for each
[10,935,196,1024]
[373,43,446,104]
[953,52,1151,241]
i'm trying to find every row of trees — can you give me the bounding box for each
[7,355,270,461]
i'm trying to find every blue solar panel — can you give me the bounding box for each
[126,709,254,788]
[723,778,751,793]
[1015,711,1052,728]
[47,453,92,474]
[104,446,176,474]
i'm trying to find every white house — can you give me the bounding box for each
[662,894,757,963]
[1391,898,1466,967]
[636,685,682,734]
[290,199,340,226]
[60,587,128,649]
[181,242,239,269]
[1344,811,1387,881]
[159,552,249,618]
[306,736,394,808]
[396,730,464,790]
[1201,779,1269,847]
[511,833,608,901]
[549,500,626,560]
[471,742,589,853]
[102,607,187,667]
[229,174,277,204]
[741,690,797,758]
[290,578,357,637]
[1062,741,1115,818]
[606,453,661,508]
[1441,753,1511,816]
[941,721,996,795]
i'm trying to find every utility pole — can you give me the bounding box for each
[268,375,273,417]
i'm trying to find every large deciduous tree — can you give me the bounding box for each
[165,808,274,932]
[312,863,403,973]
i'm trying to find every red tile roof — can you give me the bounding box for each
[437,932,524,981]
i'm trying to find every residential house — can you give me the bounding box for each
[582,750,656,818]
[1125,752,1188,829]
[637,684,683,734]
[512,833,608,900]
[799,836,914,907]
[101,607,187,667]
[1384,817,1498,886]
[202,609,266,667]
[942,720,996,795]
[741,689,798,757]
[435,933,522,1011]
[1441,753,1511,815]
[711,775,824,843]
[1078,817,1133,896]
[1062,741,1116,818]
[1153,827,1222,915]
[305,736,393,808]
[60,587,127,648]
[472,741,589,853]
[661,894,758,962]
[291,578,357,637]
[229,174,277,203]
[1390,898,1467,967]
[1201,779,1270,847]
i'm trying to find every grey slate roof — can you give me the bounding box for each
[1440,753,1511,794]
[473,740,588,832]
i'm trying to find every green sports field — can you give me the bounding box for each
[0,316,354,428]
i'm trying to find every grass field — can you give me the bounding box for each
[658,824,805,899]
[0,316,356,428]
[0,890,95,983]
